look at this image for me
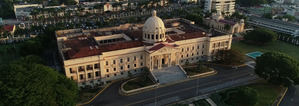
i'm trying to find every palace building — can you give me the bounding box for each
[56,10,232,87]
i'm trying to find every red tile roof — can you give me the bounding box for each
[63,37,101,59]
[63,36,145,59]
[169,31,207,41]
[98,40,144,52]
[1,25,14,32]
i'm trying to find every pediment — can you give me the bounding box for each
[147,43,179,54]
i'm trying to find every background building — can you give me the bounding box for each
[204,12,245,34]
[248,16,299,37]
[13,4,43,21]
[204,0,235,15]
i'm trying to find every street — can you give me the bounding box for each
[85,65,259,106]
[280,85,299,106]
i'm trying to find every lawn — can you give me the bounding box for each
[247,82,284,106]
[77,87,103,104]
[184,65,213,76]
[123,75,155,91]
[232,41,299,61]
[210,81,284,106]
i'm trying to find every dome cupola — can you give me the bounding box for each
[143,10,166,43]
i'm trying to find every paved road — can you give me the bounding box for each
[280,85,299,106]
[85,65,258,106]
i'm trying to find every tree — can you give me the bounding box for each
[243,28,277,45]
[20,38,43,56]
[185,13,203,25]
[0,55,78,106]
[255,52,299,86]
[0,0,15,19]
[231,12,247,20]
[236,0,272,7]
[215,49,245,65]
[262,13,273,19]
[224,87,258,106]
[224,24,231,31]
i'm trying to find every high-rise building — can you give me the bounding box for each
[204,0,235,15]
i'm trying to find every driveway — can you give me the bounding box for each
[84,65,258,106]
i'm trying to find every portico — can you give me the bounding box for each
[147,43,180,71]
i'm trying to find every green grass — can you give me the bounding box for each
[232,41,299,61]
[210,81,283,106]
[193,99,211,106]
[184,65,212,76]
[77,87,103,103]
[247,82,283,106]
[123,76,155,91]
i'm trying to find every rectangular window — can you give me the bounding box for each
[106,69,109,72]
[202,44,205,48]
[127,57,130,62]
[120,66,123,70]
[94,64,99,69]
[127,65,130,69]
[134,56,136,61]
[69,68,73,73]
[114,74,117,76]
[80,74,83,80]
[140,55,143,59]
[140,62,143,66]
[78,66,85,72]
[134,64,137,67]
[106,61,109,65]
[88,73,91,78]
[114,68,116,71]
[120,58,123,63]
[113,60,116,64]
[87,65,93,70]
[95,72,99,76]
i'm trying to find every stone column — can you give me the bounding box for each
[168,54,171,67]
[158,55,161,69]
[76,67,80,82]
[150,56,153,71]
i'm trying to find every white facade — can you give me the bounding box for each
[13,4,43,20]
[56,11,233,87]
[204,0,235,15]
